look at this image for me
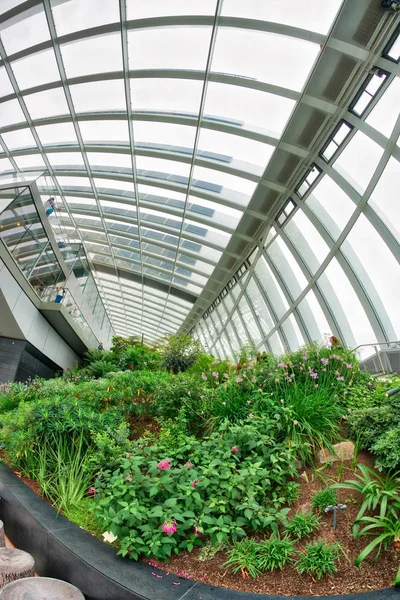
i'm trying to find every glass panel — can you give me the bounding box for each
[239,295,262,345]
[306,174,356,240]
[267,236,308,300]
[192,165,257,196]
[51,0,120,36]
[281,314,305,350]
[36,122,78,145]
[24,87,69,120]
[79,120,130,143]
[204,82,295,135]
[0,65,14,97]
[88,152,133,170]
[133,121,196,152]
[254,254,289,319]
[197,127,274,168]
[333,131,384,195]
[317,257,377,352]
[46,152,85,167]
[284,208,330,274]
[127,0,217,19]
[14,154,46,169]
[221,0,342,34]
[268,330,285,355]
[70,80,126,112]
[212,28,319,91]
[11,49,60,90]
[341,213,400,340]
[0,157,13,172]
[1,128,36,150]
[0,99,25,127]
[368,156,400,241]
[61,34,123,78]
[0,8,50,55]
[130,78,203,114]
[366,76,400,138]
[128,27,212,71]
[298,289,331,342]
[246,279,274,337]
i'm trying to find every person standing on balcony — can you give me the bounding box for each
[54,287,66,304]
[45,197,55,216]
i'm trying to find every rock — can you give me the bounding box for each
[317,441,355,464]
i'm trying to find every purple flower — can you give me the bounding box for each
[201,373,207,381]
[321,358,329,366]
[212,371,219,378]
[345,363,352,369]
[310,372,318,379]
[236,377,243,383]
[278,362,286,368]
[337,376,345,381]
[302,355,309,361]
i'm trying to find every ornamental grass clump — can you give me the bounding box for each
[311,486,338,513]
[285,511,322,540]
[296,540,344,580]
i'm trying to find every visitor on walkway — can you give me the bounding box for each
[54,287,66,304]
[45,197,55,216]
[98,341,104,351]
[57,240,67,248]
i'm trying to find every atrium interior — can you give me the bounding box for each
[0,0,399,374]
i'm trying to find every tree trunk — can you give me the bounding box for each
[0,548,35,589]
[0,522,4,548]
[0,576,85,599]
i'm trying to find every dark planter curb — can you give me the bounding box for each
[0,463,398,600]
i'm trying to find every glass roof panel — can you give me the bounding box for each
[61,34,123,78]
[368,156,400,241]
[127,27,213,71]
[13,153,46,169]
[35,122,78,145]
[366,76,400,139]
[11,49,60,90]
[88,152,133,170]
[333,131,384,195]
[133,121,196,153]
[130,77,203,114]
[127,0,217,19]
[70,80,126,112]
[78,120,130,143]
[306,174,355,240]
[51,0,120,36]
[1,127,36,150]
[204,82,295,135]
[24,88,69,120]
[192,165,257,197]
[136,155,191,179]
[0,66,14,97]
[46,152,85,167]
[221,0,342,34]
[0,99,25,127]
[0,156,13,172]
[197,127,274,169]
[212,28,319,91]
[0,7,50,55]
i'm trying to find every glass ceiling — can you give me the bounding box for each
[0,0,348,342]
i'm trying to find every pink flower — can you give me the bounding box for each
[201,373,207,381]
[293,420,299,425]
[157,459,171,470]
[162,519,177,535]
[232,446,239,453]
[236,377,243,383]
[88,487,96,496]
[184,460,193,468]
[252,376,257,383]
[337,376,345,381]
[212,372,219,378]
[346,363,352,369]
[191,479,200,488]
[321,358,329,366]
[249,413,254,418]
[223,372,229,378]
[302,355,309,361]
[310,372,318,379]
[212,360,218,365]
[278,362,286,368]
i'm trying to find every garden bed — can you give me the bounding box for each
[5,453,400,597]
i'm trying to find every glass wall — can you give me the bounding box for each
[193,61,400,361]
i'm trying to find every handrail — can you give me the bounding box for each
[352,341,400,375]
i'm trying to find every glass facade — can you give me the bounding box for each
[0,1,398,353]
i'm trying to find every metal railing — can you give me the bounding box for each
[353,341,400,375]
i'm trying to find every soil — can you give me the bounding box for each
[146,452,400,596]
[2,450,399,596]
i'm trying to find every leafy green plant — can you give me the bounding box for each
[86,359,117,379]
[333,464,400,536]
[296,540,343,580]
[224,538,260,579]
[311,487,338,512]
[370,427,400,471]
[257,535,294,571]
[285,511,321,540]
[354,504,400,566]
[197,540,228,562]
[159,334,202,373]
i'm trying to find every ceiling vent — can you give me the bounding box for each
[276,155,301,186]
[353,0,385,46]
[296,110,326,148]
[323,54,358,102]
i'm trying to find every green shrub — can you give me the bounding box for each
[197,540,227,562]
[370,427,400,471]
[355,505,400,566]
[285,511,321,540]
[93,417,297,560]
[311,487,338,512]
[257,535,294,571]
[224,538,261,578]
[86,360,117,379]
[296,540,343,580]
[118,346,160,372]
[159,334,202,373]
